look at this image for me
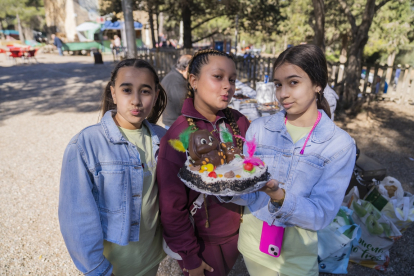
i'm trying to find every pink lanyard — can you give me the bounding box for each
[285,111,322,155]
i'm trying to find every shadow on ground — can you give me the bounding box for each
[340,103,414,192]
[0,61,115,123]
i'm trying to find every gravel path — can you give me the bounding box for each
[0,53,412,275]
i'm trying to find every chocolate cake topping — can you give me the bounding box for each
[224,171,235,178]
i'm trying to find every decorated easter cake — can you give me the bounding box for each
[169,126,269,195]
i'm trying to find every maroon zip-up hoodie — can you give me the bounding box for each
[157,98,250,270]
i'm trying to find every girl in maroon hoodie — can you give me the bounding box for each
[157,50,250,276]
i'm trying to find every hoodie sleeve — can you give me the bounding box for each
[157,138,202,270]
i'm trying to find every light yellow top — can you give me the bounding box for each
[285,121,313,144]
[237,122,318,276]
[103,125,165,276]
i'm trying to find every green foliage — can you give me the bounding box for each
[236,0,286,37]
[100,0,413,63]
[0,0,45,30]
[278,0,314,45]
[365,0,413,57]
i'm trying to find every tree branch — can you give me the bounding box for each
[191,16,219,31]
[192,30,219,43]
[375,0,391,12]
[338,0,357,35]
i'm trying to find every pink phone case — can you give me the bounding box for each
[259,222,285,258]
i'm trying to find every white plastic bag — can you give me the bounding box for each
[381,192,414,233]
[256,82,276,104]
[318,207,361,274]
[349,199,402,271]
[378,176,404,200]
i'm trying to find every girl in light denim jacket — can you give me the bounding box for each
[59,59,167,276]
[221,45,356,276]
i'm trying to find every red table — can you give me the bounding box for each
[8,47,38,63]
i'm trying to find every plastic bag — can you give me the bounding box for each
[256,82,276,104]
[381,192,414,233]
[349,199,402,271]
[318,207,361,274]
[378,176,404,200]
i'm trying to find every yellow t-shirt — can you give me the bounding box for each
[237,122,318,276]
[103,125,165,276]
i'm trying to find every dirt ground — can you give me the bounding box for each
[0,53,413,275]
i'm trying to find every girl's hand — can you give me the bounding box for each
[260,179,284,201]
[184,261,214,276]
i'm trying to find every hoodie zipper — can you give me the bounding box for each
[182,113,226,139]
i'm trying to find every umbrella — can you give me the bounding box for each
[101,21,143,31]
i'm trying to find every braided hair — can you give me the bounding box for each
[185,49,243,150]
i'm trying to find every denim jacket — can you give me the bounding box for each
[220,110,356,231]
[58,111,166,276]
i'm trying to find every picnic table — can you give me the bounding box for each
[229,80,281,121]
[7,46,39,63]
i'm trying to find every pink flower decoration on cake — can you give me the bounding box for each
[234,135,264,167]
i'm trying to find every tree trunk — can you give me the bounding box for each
[0,18,4,40]
[182,2,192,49]
[342,42,361,108]
[339,0,387,110]
[339,33,348,63]
[156,10,160,45]
[122,0,137,57]
[148,6,156,48]
[16,13,25,43]
[311,0,325,52]
[386,51,396,82]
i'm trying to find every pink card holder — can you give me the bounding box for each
[259,221,285,258]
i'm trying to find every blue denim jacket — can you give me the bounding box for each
[221,110,356,231]
[58,111,166,276]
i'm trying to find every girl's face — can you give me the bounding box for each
[273,62,321,118]
[190,56,237,116]
[110,67,159,129]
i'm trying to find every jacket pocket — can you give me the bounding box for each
[256,154,278,179]
[293,156,324,194]
[97,170,125,212]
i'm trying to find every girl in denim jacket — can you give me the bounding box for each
[59,59,167,276]
[223,45,356,276]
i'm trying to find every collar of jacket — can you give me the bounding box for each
[100,110,161,146]
[181,98,226,122]
[264,109,335,144]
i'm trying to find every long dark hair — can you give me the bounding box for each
[273,44,331,118]
[185,49,243,150]
[100,59,167,124]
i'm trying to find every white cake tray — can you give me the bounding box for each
[178,175,269,196]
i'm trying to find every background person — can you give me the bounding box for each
[51,34,63,56]
[161,54,192,129]
[375,75,388,94]
[323,84,339,120]
[111,35,122,60]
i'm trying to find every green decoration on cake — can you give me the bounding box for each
[220,125,234,144]
[168,126,198,153]
[179,126,198,149]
